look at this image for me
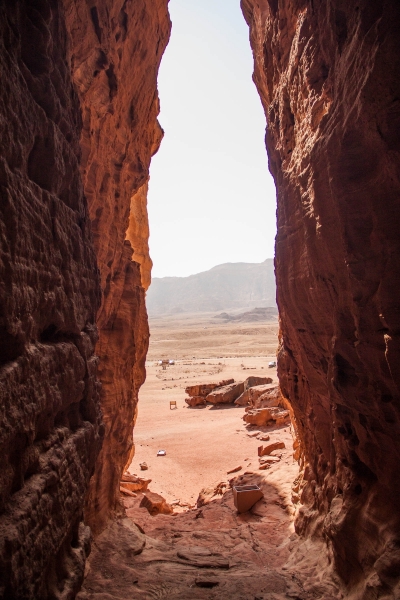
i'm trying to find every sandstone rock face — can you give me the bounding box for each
[0,2,102,597]
[140,491,173,516]
[206,382,245,405]
[185,380,234,397]
[185,395,207,407]
[243,407,289,427]
[244,376,272,389]
[243,0,400,594]
[62,0,171,533]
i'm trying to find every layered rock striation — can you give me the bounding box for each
[243,0,400,596]
[0,1,102,597]
[0,0,170,596]
[63,0,171,534]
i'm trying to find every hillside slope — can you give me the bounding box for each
[146,259,276,315]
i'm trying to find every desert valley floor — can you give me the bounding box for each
[78,312,341,599]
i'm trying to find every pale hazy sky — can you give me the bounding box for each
[147,0,277,278]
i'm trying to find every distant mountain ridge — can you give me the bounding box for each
[146,259,276,316]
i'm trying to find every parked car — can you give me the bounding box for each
[268,361,277,368]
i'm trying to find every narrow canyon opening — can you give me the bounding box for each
[0,1,399,600]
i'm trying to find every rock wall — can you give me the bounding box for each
[0,0,170,596]
[62,0,170,534]
[0,1,102,597]
[242,0,400,596]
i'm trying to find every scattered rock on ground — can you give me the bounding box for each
[253,385,282,408]
[244,407,289,426]
[206,381,245,404]
[244,376,273,389]
[185,395,207,407]
[258,441,286,457]
[120,485,136,497]
[121,473,151,492]
[227,465,242,474]
[185,380,234,397]
[140,491,173,515]
[140,462,149,470]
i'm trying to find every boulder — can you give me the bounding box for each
[253,385,282,408]
[185,379,234,397]
[244,376,272,389]
[244,407,290,426]
[258,441,285,457]
[234,390,251,406]
[235,380,276,406]
[140,491,173,516]
[206,382,245,404]
[185,395,207,407]
[120,473,151,492]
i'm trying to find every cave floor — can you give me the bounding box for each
[77,467,341,600]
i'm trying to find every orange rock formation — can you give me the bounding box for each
[242,0,400,596]
[63,0,171,534]
[1,0,400,597]
[0,0,170,596]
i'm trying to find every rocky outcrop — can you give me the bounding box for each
[62,0,171,533]
[0,0,170,596]
[243,0,400,595]
[235,381,274,405]
[140,491,173,516]
[207,382,245,405]
[184,380,235,406]
[243,407,289,427]
[0,2,102,597]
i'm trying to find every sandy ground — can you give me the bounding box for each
[129,315,289,506]
[146,311,279,360]
[79,314,341,599]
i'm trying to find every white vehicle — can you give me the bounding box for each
[268,361,277,368]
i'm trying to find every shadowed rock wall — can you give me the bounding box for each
[62,0,171,533]
[0,0,170,596]
[0,1,102,597]
[242,0,400,596]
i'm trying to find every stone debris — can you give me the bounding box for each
[140,491,174,516]
[244,407,290,426]
[206,381,245,404]
[258,441,286,457]
[120,485,137,497]
[120,473,151,492]
[185,395,207,407]
[257,433,270,441]
[234,377,273,405]
[140,462,149,470]
[227,465,242,474]
[185,380,234,397]
[259,456,281,470]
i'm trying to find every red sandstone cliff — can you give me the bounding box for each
[62,0,171,534]
[0,0,170,596]
[0,2,102,597]
[242,0,400,596]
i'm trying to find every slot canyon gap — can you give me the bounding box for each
[0,1,399,599]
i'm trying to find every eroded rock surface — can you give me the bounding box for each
[0,2,102,597]
[242,0,400,596]
[63,0,171,534]
[0,0,171,596]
